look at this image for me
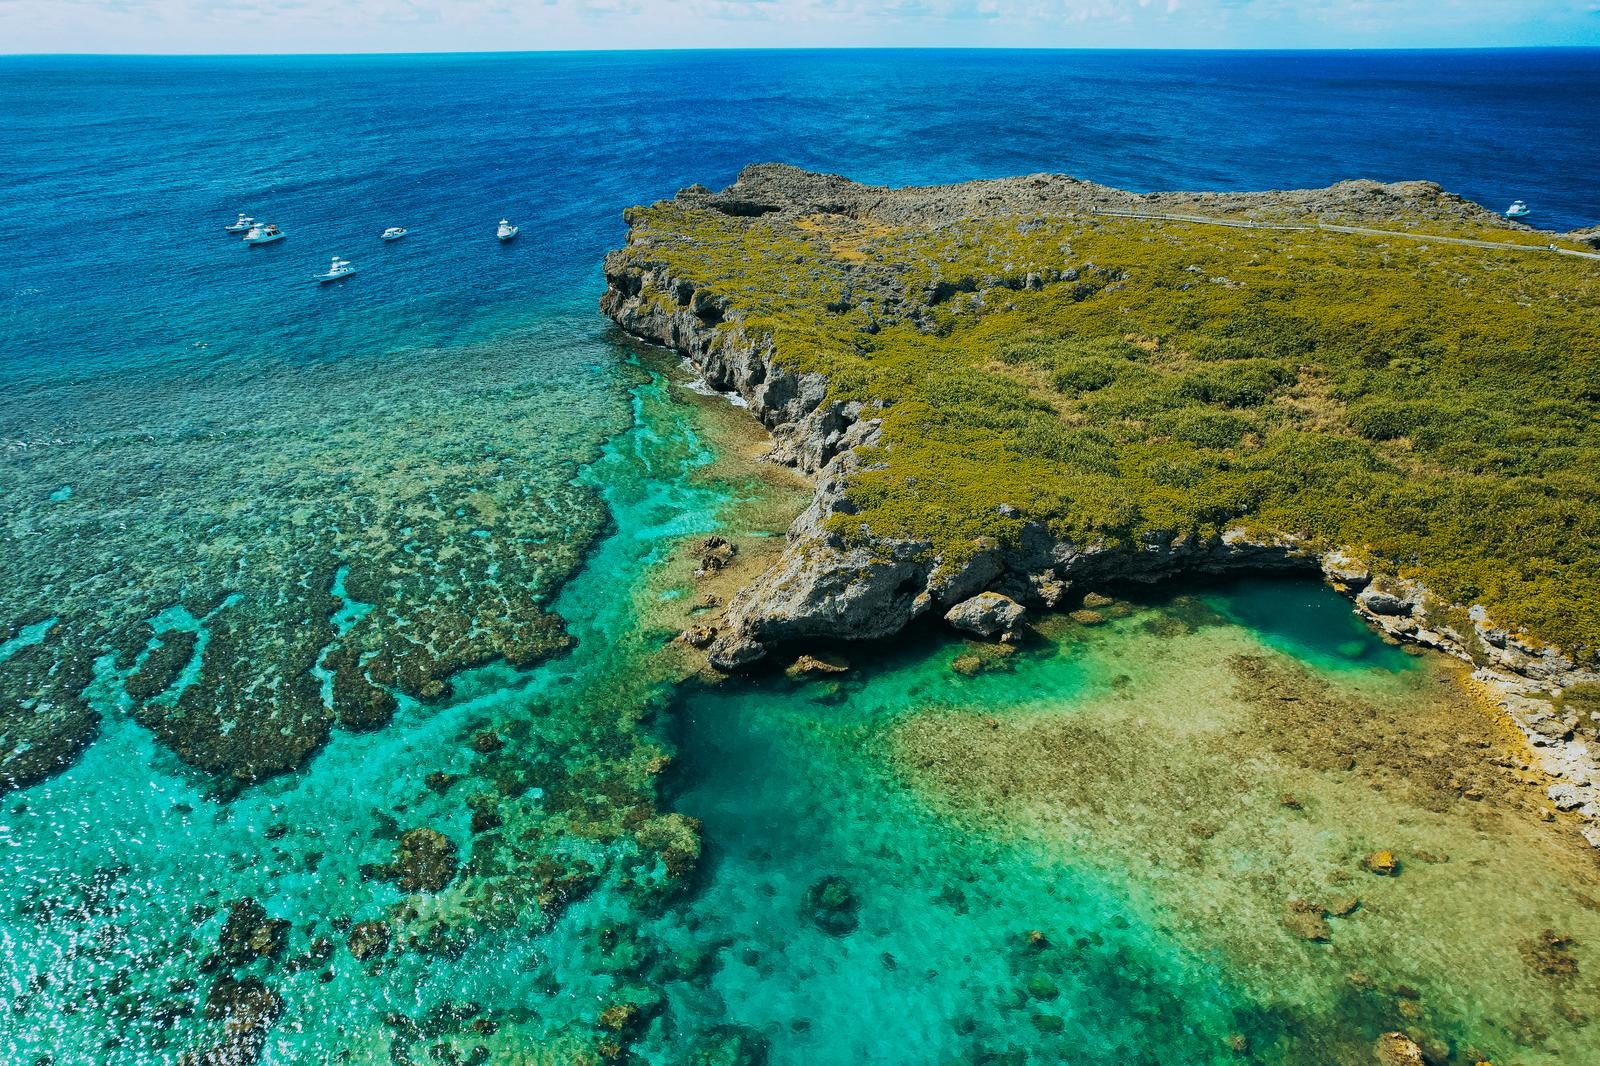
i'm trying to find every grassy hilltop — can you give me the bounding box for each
[620,167,1600,655]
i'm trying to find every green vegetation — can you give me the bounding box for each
[625,201,1600,654]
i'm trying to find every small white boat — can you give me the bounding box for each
[381,226,407,241]
[314,256,358,283]
[497,218,519,242]
[1506,200,1531,219]
[224,213,255,234]
[242,223,285,245]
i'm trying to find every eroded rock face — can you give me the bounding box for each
[708,523,934,670]
[1357,586,1416,617]
[944,592,1026,639]
[603,164,1600,847]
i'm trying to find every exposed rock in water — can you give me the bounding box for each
[634,812,703,884]
[1328,895,1361,917]
[951,653,983,677]
[1283,899,1332,942]
[697,535,739,577]
[785,654,850,677]
[424,771,461,794]
[680,625,718,649]
[944,592,1026,639]
[185,975,283,1066]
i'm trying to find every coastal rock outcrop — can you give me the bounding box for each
[945,592,1026,639]
[602,164,1600,847]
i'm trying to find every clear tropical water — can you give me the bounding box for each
[3,49,1599,1064]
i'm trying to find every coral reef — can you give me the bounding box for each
[0,336,625,790]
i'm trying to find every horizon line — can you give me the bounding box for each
[5,43,1600,59]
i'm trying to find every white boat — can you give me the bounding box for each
[1506,200,1531,219]
[224,213,254,234]
[497,218,519,241]
[314,256,357,283]
[242,223,285,245]
[381,226,407,241]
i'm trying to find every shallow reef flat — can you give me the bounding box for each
[0,328,630,793]
[894,596,1600,1064]
[658,582,1600,1065]
[0,352,804,1064]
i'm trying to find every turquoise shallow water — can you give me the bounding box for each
[0,355,741,1061]
[650,587,1405,1065]
[654,590,1600,1066]
[5,50,1600,1064]
[658,666,1250,1065]
[1197,577,1418,674]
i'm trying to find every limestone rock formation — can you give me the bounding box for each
[602,164,1600,847]
[944,592,1026,639]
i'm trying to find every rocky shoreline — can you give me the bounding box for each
[601,164,1600,847]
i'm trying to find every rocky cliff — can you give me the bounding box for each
[601,164,1600,844]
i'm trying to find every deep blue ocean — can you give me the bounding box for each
[3,49,1597,384]
[4,49,1600,1065]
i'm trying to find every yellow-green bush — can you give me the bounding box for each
[622,200,1600,655]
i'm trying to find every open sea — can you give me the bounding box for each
[2,49,1599,1065]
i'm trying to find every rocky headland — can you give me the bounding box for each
[602,164,1600,846]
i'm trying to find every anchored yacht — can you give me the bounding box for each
[242,223,285,245]
[381,226,408,241]
[1506,200,1531,219]
[315,256,358,283]
[497,218,519,241]
[224,213,254,233]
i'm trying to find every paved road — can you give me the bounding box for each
[1088,208,1600,262]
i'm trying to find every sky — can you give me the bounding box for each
[1,0,1598,54]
